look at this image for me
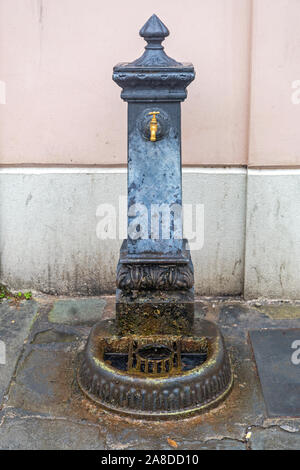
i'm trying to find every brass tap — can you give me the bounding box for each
[148,111,160,142]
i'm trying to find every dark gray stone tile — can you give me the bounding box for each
[250,329,300,417]
[180,439,246,450]
[7,348,78,418]
[32,329,77,344]
[249,426,300,450]
[48,298,106,325]
[0,300,39,404]
[264,419,300,432]
[0,412,105,450]
[256,303,300,320]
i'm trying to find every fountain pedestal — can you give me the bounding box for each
[116,238,194,336]
[78,14,232,418]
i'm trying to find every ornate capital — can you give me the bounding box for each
[113,14,195,102]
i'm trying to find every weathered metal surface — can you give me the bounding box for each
[116,289,194,336]
[126,101,183,257]
[249,328,300,417]
[113,15,195,259]
[117,239,194,291]
[78,318,232,419]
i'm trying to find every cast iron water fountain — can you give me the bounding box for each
[78,14,232,418]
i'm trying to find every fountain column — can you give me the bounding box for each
[113,14,195,335]
[78,15,233,419]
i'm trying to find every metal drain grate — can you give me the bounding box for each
[103,336,208,376]
[129,341,180,375]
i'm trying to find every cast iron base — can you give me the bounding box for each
[78,318,232,419]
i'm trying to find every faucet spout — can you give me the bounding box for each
[149,111,160,142]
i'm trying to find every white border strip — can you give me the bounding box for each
[183,167,246,174]
[248,168,300,176]
[0,166,246,175]
[0,167,128,175]
[0,167,299,175]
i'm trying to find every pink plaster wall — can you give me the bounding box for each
[249,0,300,167]
[0,0,251,166]
[1,1,300,167]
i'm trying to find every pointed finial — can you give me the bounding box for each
[127,14,180,67]
[139,14,169,40]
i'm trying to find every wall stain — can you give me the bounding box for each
[232,259,242,276]
[38,0,43,24]
[279,263,286,291]
[25,193,33,206]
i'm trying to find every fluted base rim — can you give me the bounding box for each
[78,318,233,419]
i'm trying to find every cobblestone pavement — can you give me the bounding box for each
[0,295,300,450]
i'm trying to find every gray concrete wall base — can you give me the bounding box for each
[244,169,300,300]
[1,167,299,299]
[0,168,246,296]
[183,168,246,296]
[0,170,126,295]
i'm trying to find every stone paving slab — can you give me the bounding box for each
[0,300,38,404]
[7,348,78,417]
[178,439,246,450]
[249,426,300,450]
[250,328,300,417]
[256,303,300,320]
[49,298,106,325]
[0,411,106,450]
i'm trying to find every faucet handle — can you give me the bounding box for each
[148,111,160,123]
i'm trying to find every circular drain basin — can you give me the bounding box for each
[78,318,232,419]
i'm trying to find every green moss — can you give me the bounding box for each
[0,284,33,302]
